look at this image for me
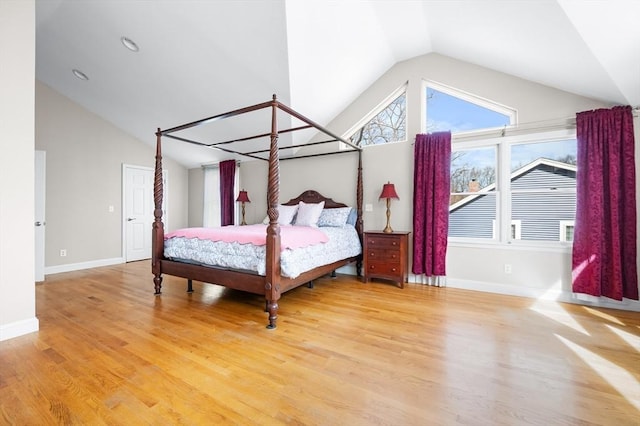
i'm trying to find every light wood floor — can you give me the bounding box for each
[1,261,638,425]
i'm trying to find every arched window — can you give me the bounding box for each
[425,81,516,134]
[346,84,407,147]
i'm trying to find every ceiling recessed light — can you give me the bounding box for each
[121,36,139,52]
[72,69,89,81]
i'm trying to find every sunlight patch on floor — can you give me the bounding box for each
[555,334,640,411]
[582,306,626,326]
[529,300,589,335]
[605,325,640,352]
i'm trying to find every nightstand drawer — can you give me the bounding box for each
[366,249,401,262]
[366,262,402,276]
[364,235,403,251]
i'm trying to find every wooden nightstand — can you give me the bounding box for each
[363,231,410,288]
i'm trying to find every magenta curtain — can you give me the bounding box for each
[219,160,236,226]
[572,106,638,300]
[413,132,451,277]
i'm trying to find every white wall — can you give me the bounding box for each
[237,153,362,225]
[0,0,39,341]
[239,53,639,311]
[35,81,189,271]
[188,168,204,227]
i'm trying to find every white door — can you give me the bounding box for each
[123,165,156,262]
[35,150,46,282]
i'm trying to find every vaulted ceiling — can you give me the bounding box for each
[36,0,640,168]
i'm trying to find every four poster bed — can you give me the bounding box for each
[152,95,363,329]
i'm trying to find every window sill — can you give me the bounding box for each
[447,239,573,254]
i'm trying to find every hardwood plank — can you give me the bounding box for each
[0,260,638,425]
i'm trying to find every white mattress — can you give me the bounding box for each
[164,225,361,278]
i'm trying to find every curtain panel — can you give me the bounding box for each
[413,132,451,283]
[572,105,638,301]
[219,160,236,226]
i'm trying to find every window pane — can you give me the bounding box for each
[449,193,497,238]
[511,192,576,241]
[449,146,497,239]
[426,87,511,133]
[450,146,497,193]
[350,92,406,147]
[511,139,577,177]
[565,225,574,242]
[203,167,221,227]
[511,221,522,239]
[510,139,576,241]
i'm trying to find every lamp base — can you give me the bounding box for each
[383,199,393,233]
[240,202,247,226]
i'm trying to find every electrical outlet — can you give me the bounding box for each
[504,263,512,274]
[365,203,373,212]
[60,249,67,257]
[108,205,114,213]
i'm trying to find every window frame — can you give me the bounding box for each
[493,220,522,240]
[559,220,575,243]
[422,80,517,135]
[448,128,577,252]
[203,163,241,227]
[342,83,408,149]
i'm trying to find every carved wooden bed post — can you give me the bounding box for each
[152,128,164,295]
[265,94,281,329]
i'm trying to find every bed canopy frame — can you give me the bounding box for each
[152,95,363,329]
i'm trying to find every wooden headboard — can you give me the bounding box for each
[282,190,349,209]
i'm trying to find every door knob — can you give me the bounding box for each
[35,221,45,226]
[127,218,135,221]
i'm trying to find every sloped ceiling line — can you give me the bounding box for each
[36,0,640,168]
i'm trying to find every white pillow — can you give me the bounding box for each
[294,201,325,227]
[262,204,299,225]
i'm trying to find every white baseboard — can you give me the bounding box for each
[45,257,125,275]
[41,259,639,312]
[442,277,640,312]
[0,317,39,342]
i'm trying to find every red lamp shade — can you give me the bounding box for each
[379,182,399,200]
[236,190,250,203]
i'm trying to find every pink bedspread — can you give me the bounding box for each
[164,224,329,250]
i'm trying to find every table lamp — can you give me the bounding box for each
[379,182,399,233]
[236,190,251,225]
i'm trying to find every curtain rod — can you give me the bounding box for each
[451,115,576,142]
[201,160,241,169]
[454,105,639,142]
[422,105,639,144]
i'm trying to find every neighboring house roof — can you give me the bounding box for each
[449,157,576,212]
